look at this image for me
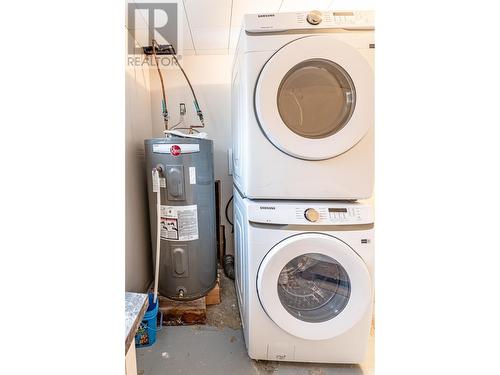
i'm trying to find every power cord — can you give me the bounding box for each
[223,195,235,279]
[225,196,234,233]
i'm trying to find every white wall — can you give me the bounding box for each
[149,54,235,254]
[125,26,154,292]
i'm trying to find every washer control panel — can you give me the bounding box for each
[248,201,373,225]
[245,10,374,33]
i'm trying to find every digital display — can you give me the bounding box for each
[333,12,354,17]
[328,208,347,213]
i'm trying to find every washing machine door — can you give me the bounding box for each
[255,35,373,160]
[257,233,371,341]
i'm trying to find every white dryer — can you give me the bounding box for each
[231,10,374,200]
[233,188,374,363]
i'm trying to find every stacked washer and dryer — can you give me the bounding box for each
[231,10,375,364]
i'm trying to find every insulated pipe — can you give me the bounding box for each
[153,168,162,304]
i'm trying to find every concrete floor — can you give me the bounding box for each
[137,271,374,375]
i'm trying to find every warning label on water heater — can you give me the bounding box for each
[160,205,199,241]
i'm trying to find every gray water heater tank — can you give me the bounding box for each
[144,136,217,300]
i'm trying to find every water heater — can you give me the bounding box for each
[144,136,217,300]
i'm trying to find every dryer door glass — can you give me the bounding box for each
[255,35,373,160]
[277,253,351,323]
[277,59,356,139]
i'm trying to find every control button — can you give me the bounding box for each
[304,208,320,222]
[306,10,322,25]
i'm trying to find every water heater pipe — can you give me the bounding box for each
[152,168,162,304]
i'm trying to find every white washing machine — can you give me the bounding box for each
[231,10,374,200]
[233,188,374,363]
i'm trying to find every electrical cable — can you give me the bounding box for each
[170,120,184,129]
[223,195,235,279]
[170,108,185,130]
[225,195,234,231]
[167,126,200,133]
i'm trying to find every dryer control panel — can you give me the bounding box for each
[245,10,374,33]
[247,201,373,225]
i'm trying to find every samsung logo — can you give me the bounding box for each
[260,206,275,210]
[258,14,275,18]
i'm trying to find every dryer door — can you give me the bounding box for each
[255,35,373,160]
[257,233,371,341]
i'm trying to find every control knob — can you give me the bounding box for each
[306,10,323,25]
[304,208,320,222]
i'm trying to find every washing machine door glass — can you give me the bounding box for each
[277,253,350,323]
[257,233,371,341]
[277,59,355,139]
[255,35,373,160]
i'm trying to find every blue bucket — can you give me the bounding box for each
[135,293,162,348]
